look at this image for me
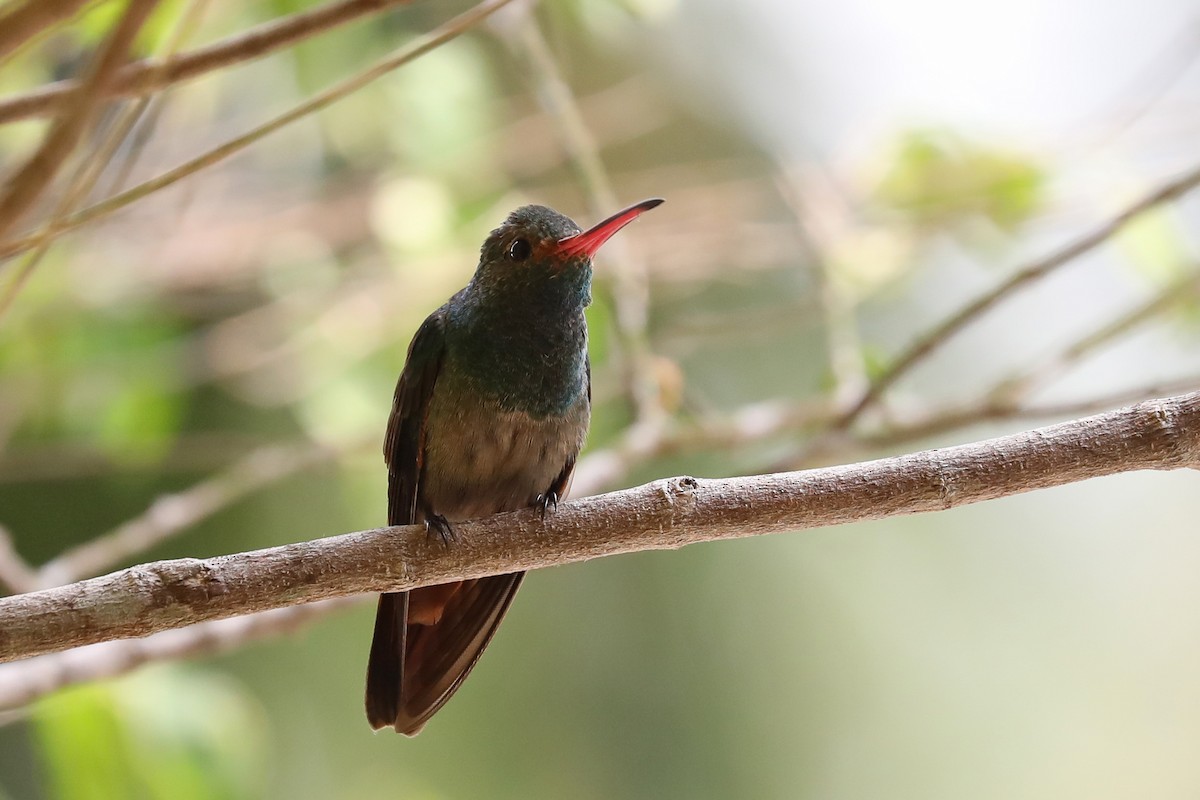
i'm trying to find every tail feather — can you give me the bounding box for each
[364,574,524,735]
[365,592,408,730]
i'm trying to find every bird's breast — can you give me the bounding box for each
[421,372,588,520]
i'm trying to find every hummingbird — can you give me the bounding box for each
[365,197,664,735]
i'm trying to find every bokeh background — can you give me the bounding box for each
[1,0,1200,797]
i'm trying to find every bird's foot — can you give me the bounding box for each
[425,514,456,546]
[536,491,559,520]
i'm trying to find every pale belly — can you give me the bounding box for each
[420,381,589,521]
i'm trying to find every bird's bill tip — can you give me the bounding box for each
[555,197,664,259]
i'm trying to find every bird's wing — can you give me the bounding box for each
[390,572,525,735]
[383,310,447,528]
[366,309,446,732]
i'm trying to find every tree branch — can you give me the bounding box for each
[0,0,91,64]
[0,0,416,126]
[0,0,157,245]
[989,266,1200,403]
[0,0,519,262]
[0,0,209,322]
[849,376,1200,453]
[835,160,1200,428]
[0,597,361,712]
[1,391,1197,664]
[0,525,37,596]
[35,442,337,588]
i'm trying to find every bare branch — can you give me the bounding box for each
[990,267,1200,403]
[836,160,1200,428]
[0,0,520,262]
[36,442,337,588]
[0,432,286,484]
[572,399,830,497]
[854,376,1200,452]
[0,525,37,596]
[1,391,1197,664]
[0,0,91,64]
[0,0,158,245]
[0,0,211,322]
[776,166,869,407]
[0,0,417,125]
[0,597,361,711]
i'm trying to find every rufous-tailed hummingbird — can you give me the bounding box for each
[365,198,664,734]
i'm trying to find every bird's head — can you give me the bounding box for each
[471,198,663,312]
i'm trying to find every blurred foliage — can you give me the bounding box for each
[872,129,1046,234]
[73,0,189,52]
[1116,206,1192,282]
[1,302,187,460]
[33,668,266,800]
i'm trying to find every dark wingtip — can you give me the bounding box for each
[637,197,665,211]
[394,718,427,736]
[365,593,406,732]
[365,707,425,736]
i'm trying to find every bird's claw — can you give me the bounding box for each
[425,514,456,546]
[536,491,559,520]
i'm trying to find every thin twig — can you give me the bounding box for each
[572,398,831,496]
[855,375,1200,452]
[0,0,417,125]
[0,0,158,246]
[506,11,662,422]
[0,0,520,263]
[0,0,211,323]
[2,390,1197,662]
[0,525,38,596]
[990,267,1200,403]
[0,596,361,712]
[98,0,214,197]
[834,160,1200,428]
[1082,22,1200,148]
[0,432,294,484]
[776,165,869,407]
[35,442,337,588]
[0,0,92,64]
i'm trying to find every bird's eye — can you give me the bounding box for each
[507,238,532,262]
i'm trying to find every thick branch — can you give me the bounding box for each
[0,0,415,125]
[1,391,1198,663]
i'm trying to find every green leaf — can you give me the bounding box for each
[34,683,137,800]
[382,40,498,180]
[1114,207,1190,283]
[34,667,267,800]
[97,376,184,462]
[859,344,891,382]
[874,129,1046,233]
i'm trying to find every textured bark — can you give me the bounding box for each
[1,392,1197,663]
